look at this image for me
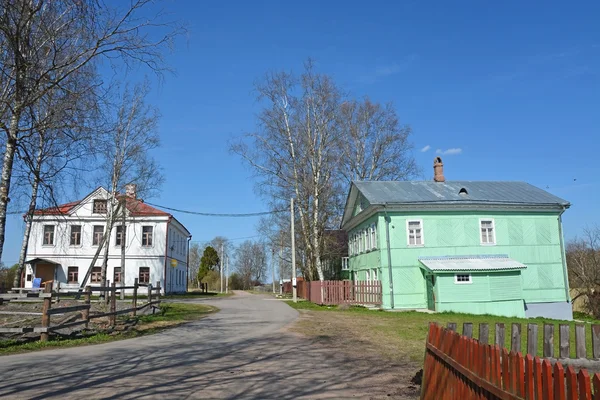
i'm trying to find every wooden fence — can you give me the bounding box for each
[297,280,382,305]
[422,322,600,399]
[0,278,161,342]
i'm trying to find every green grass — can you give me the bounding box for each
[286,300,600,361]
[0,302,217,355]
[160,291,233,300]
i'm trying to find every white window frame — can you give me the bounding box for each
[365,269,370,282]
[454,274,472,284]
[406,219,424,247]
[365,228,371,251]
[371,268,378,281]
[479,218,496,246]
[370,223,377,250]
[42,225,55,246]
[341,257,349,271]
[141,225,154,247]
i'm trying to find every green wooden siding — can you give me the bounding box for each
[347,210,569,314]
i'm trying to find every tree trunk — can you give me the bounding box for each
[0,130,18,263]
[120,199,126,299]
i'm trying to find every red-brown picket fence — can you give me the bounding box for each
[422,322,600,399]
[296,280,382,306]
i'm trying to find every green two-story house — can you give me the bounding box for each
[340,157,572,320]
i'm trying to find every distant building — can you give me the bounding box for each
[23,185,191,294]
[341,157,572,320]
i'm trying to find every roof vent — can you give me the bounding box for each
[459,188,468,197]
[433,157,445,182]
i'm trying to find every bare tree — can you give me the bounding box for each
[80,81,162,289]
[232,61,418,282]
[0,0,182,263]
[567,226,600,317]
[188,242,202,288]
[235,240,267,289]
[208,236,232,272]
[339,98,419,184]
[232,61,342,282]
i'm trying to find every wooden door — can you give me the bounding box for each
[36,263,55,283]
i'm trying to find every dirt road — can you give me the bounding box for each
[0,291,416,399]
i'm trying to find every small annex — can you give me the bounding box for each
[340,157,572,320]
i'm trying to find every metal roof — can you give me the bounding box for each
[418,254,527,272]
[353,181,569,207]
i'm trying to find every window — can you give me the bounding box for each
[93,199,107,214]
[372,268,378,281]
[407,220,424,246]
[480,219,496,245]
[91,267,102,283]
[370,224,377,250]
[70,225,81,246]
[455,274,472,284]
[142,226,153,247]
[139,267,150,284]
[342,257,349,271]
[93,225,104,246]
[365,269,370,282]
[43,225,55,245]
[115,226,126,246]
[26,274,32,282]
[114,267,122,283]
[365,228,371,251]
[67,266,78,283]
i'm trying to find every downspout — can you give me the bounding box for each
[558,207,571,302]
[164,216,172,295]
[384,204,395,309]
[186,234,192,293]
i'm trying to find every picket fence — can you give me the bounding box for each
[296,280,382,305]
[422,322,600,399]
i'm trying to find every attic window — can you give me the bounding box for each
[93,199,107,214]
[459,188,468,197]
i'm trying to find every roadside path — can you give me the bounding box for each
[0,291,408,399]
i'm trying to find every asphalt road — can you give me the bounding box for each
[0,291,405,399]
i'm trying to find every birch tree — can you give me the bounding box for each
[235,240,267,289]
[567,226,600,317]
[0,0,182,263]
[80,81,162,289]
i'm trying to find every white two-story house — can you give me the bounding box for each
[22,185,191,294]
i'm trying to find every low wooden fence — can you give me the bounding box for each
[0,278,161,342]
[297,280,382,305]
[422,322,600,399]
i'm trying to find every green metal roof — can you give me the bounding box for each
[353,181,569,207]
[418,254,527,272]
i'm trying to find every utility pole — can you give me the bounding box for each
[225,254,229,293]
[291,198,297,303]
[220,243,224,293]
[279,234,283,295]
[271,248,276,293]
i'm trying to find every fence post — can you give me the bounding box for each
[479,323,489,345]
[148,283,153,304]
[110,281,116,326]
[56,281,60,303]
[511,323,522,353]
[495,323,505,347]
[83,285,91,328]
[576,324,587,358]
[463,323,473,338]
[40,282,53,342]
[105,279,111,304]
[592,325,600,359]
[527,323,538,356]
[543,324,554,358]
[156,281,161,305]
[132,278,138,317]
[447,322,457,331]
[559,324,570,359]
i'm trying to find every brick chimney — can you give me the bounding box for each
[433,157,445,182]
[125,183,137,198]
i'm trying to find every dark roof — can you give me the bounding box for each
[33,200,80,215]
[353,181,569,207]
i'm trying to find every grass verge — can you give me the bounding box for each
[286,300,599,363]
[0,302,217,356]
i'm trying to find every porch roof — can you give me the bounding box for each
[24,258,60,265]
[418,254,526,273]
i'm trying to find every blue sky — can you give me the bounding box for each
[4,0,599,265]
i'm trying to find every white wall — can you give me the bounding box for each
[25,189,190,294]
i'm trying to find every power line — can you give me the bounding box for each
[143,201,286,218]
